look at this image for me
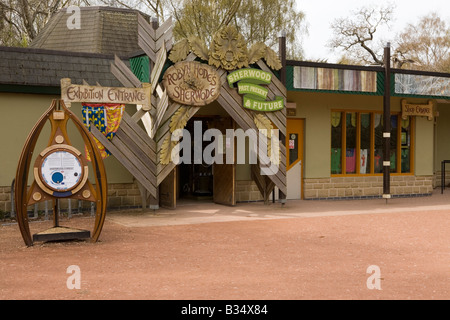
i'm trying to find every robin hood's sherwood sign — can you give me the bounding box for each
[162,61,221,106]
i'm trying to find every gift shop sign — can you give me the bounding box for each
[227,68,284,112]
[401,99,434,120]
[162,61,221,106]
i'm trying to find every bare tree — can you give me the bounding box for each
[328,4,395,66]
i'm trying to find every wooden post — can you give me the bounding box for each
[278,30,287,205]
[383,43,391,201]
[149,16,160,210]
[53,199,59,227]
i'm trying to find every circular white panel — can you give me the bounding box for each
[40,150,83,192]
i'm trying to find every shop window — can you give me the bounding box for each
[346,112,357,174]
[331,112,343,174]
[360,113,371,174]
[401,117,411,173]
[390,115,398,173]
[374,114,383,173]
[331,111,413,175]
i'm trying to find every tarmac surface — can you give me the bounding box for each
[0,189,449,300]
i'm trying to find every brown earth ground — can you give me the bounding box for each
[0,190,449,300]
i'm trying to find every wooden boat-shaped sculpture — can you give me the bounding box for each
[15,99,107,246]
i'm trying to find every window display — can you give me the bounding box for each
[331,111,413,175]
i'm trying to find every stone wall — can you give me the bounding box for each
[0,182,143,218]
[304,175,434,200]
[1,180,266,217]
[235,180,264,202]
[0,175,437,217]
[433,171,450,189]
[0,185,12,216]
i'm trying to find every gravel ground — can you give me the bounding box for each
[0,194,449,301]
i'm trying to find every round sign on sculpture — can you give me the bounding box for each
[36,146,86,195]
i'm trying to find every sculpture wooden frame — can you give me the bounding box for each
[15,99,107,246]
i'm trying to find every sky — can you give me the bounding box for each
[295,0,450,63]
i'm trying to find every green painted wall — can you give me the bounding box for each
[0,93,133,187]
[415,116,434,175]
[286,91,435,178]
[0,89,443,188]
[434,102,450,171]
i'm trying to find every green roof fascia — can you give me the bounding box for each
[392,92,450,100]
[0,84,60,95]
[129,55,150,83]
[129,54,174,84]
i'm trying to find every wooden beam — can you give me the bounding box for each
[111,55,142,88]
[121,111,156,153]
[90,125,157,198]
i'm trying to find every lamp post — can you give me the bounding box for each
[383,43,391,202]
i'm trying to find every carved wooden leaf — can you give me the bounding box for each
[269,136,280,165]
[236,56,249,70]
[188,36,209,61]
[160,136,175,165]
[264,46,282,70]
[168,38,190,63]
[169,106,191,133]
[253,113,273,138]
[208,39,222,69]
[248,42,266,65]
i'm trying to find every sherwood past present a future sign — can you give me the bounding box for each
[227,68,284,112]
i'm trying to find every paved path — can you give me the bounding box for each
[107,190,450,227]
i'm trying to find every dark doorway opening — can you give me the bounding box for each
[178,116,215,201]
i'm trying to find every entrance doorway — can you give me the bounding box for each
[177,116,236,205]
[286,118,304,199]
[178,117,214,201]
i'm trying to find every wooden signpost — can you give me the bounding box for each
[162,61,221,106]
[61,78,151,109]
[401,99,434,120]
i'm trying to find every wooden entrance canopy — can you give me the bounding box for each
[76,15,287,209]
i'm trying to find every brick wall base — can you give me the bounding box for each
[0,181,144,218]
[304,175,434,200]
[433,171,450,189]
[0,176,437,217]
[235,180,264,202]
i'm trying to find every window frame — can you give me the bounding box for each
[331,109,414,176]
